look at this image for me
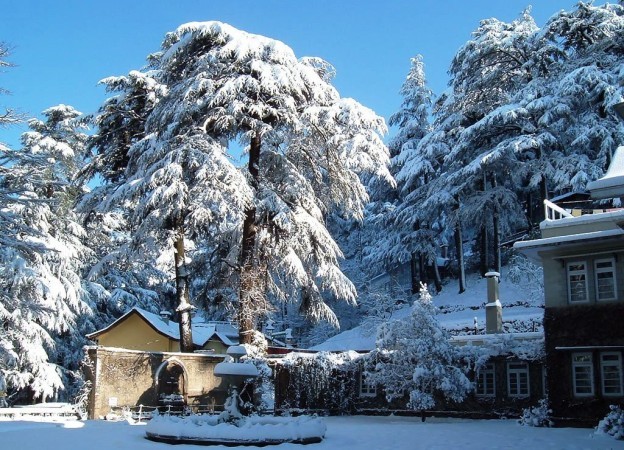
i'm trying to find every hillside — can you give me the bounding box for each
[311,270,543,352]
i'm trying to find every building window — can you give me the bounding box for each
[600,352,623,396]
[507,362,529,397]
[572,353,594,396]
[359,372,376,397]
[595,259,617,301]
[475,363,495,397]
[567,262,588,303]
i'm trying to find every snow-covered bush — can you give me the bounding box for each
[367,283,472,411]
[275,351,360,414]
[596,405,624,440]
[518,398,553,427]
[242,331,274,413]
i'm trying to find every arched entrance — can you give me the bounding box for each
[155,359,188,409]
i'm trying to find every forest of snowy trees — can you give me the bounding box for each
[0,2,623,404]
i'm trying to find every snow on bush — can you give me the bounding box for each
[276,351,360,413]
[518,398,553,427]
[366,283,472,411]
[596,405,624,440]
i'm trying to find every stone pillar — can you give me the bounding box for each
[485,271,502,334]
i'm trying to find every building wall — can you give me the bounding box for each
[544,304,624,424]
[540,247,624,308]
[95,314,179,352]
[84,347,227,419]
[274,356,544,418]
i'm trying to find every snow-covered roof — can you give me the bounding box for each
[86,307,239,347]
[587,146,624,199]
[514,228,624,261]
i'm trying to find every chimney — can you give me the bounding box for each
[485,272,502,334]
[160,310,172,325]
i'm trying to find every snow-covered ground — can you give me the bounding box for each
[0,415,620,449]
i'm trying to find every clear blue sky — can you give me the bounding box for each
[1,0,577,150]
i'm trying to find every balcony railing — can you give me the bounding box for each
[544,199,573,221]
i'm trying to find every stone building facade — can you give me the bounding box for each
[83,347,227,419]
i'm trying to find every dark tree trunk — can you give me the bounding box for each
[479,227,489,277]
[453,198,466,294]
[410,254,419,295]
[479,172,489,276]
[526,190,534,226]
[239,134,261,345]
[432,256,443,293]
[174,230,194,352]
[419,253,426,286]
[539,177,548,222]
[491,175,501,274]
[455,223,466,294]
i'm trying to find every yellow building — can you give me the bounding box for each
[86,307,239,354]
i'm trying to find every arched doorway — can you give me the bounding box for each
[155,359,187,409]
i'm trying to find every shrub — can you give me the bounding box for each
[518,398,553,427]
[596,405,624,440]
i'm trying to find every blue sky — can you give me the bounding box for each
[1,0,576,150]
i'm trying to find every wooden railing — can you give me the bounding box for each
[544,199,573,221]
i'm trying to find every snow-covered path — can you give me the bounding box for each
[0,415,621,450]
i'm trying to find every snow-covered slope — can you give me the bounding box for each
[312,272,543,352]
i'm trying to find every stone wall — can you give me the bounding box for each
[84,346,227,419]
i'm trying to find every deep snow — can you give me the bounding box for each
[1,415,621,450]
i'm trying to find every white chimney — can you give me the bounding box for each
[485,272,502,334]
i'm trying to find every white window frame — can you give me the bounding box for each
[595,258,617,301]
[600,352,623,396]
[567,261,589,304]
[475,363,496,397]
[359,372,376,397]
[507,362,530,398]
[572,352,594,397]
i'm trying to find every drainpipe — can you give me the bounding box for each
[485,271,502,334]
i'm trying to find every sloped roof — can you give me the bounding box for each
[86,307,239,348]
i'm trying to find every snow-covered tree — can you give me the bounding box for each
[79,70,177,321]
[0,105,94,401]
[366,284,471,411]
[84,22,391,346]
[0,43,23,131]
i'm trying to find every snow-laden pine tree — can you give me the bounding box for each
[366,283,471,411]
[0,105,94,401]
[79,69,177,321]
[84,22,391,346]
[367,55,444,293]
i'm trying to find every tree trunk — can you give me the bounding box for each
[491,175,501,275]
[539,177,548,222]
[479,227,489,277]
[432,256,443,293]
[453,198,466,294]
[238,134,261,345]
[173,230,194,352]
[479,172,489,276]
[410,254,419,295]
[455,223,466,294]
